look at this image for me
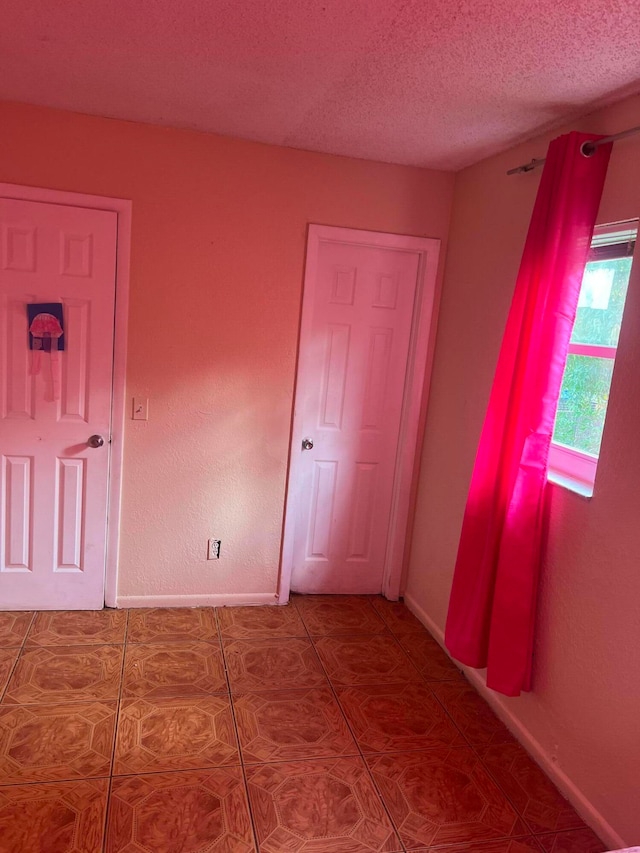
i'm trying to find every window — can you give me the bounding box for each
[548,223,637,496]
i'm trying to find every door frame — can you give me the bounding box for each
[278,224,441,603]
[0,182,131,609]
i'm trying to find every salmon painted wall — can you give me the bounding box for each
[406,92,640,846]
[0,100,454,603]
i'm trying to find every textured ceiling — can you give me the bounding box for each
[1,0,640,170]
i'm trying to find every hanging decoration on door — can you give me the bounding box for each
[27,303,65,402]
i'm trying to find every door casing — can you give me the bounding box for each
[0,182,131,608]
[279,224,441,603]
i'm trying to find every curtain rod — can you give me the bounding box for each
[506,123,640,175]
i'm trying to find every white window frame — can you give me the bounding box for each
[548,222,637,497]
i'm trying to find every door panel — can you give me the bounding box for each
[0,197,117,609]
[290,236,421,594]
[3,455,31,570]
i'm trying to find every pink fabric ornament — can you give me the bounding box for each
[29,311,64,401]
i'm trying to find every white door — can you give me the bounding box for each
[1,197,117,610]
[288,226,432,595]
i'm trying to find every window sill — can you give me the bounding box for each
[547,468,593,499]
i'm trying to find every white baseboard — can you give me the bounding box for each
[404,592,627,852]
[115,592,278,608]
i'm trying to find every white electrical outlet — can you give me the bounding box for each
[207,539,221,560]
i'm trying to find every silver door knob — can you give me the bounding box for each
[301,438,314,451]
[87,434,105,448]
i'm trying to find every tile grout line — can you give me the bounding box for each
[464,734,602,845]
[297,598,409,853]
[300,598,547,851]
[217,606,261,853]
[102,607,253,847]
[0,611,36,704]
[466,737,543,839]
[260,596,407,848]
[406,619,564,850]
[477,753,600,846]
[102,606,130,853]
[383,617,474,692]
[411,652,524,846]
[530,828,605,849]
[0,610,126,850]
[0,774,112,790]
[406,638,544,841]
[301,598,466,691]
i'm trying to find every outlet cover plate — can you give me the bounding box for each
[132,397,149,420]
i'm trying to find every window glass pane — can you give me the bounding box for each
[552,355,614,456]
[572,256,632,346]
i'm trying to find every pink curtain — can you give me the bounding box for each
[445,131,612,697]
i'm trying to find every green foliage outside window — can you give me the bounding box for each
[552,255,632,457]
[553,355,613,455]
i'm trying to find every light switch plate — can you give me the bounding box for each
[132,397,149,420]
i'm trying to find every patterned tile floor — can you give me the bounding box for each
[0,598,608,853]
